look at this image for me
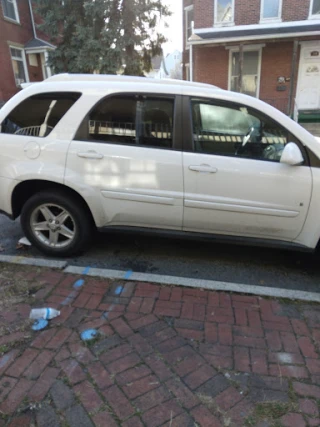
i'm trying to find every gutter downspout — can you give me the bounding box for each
[28,0,37,39]
[288,39,299,117]
[189,20,195,82]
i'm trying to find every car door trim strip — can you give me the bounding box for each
[184,199,299,217]
[101,190,176,206]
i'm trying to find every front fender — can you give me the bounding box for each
[295,167,320,249]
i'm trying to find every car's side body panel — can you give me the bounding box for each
[66,143,184,229]
[182,152,312,240]
[0,176,17,216]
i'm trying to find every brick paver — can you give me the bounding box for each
[0,263,319,426]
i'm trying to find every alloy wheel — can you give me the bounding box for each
[30,203,76,248]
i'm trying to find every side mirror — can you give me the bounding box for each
[280,142,304,166]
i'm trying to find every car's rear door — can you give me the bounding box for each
[66,93,184,230]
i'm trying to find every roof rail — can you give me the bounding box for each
[20,82,40,89]
[44,73,219,89]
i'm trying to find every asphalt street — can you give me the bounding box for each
[0,213,320,293]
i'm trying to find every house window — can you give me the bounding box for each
[1,0,19,22]
[185,6,194,44]
[230,50,261,98]
[215,0,234,25]
[10,47,28,87]
[310,0,320,17]
[261,0,282,21]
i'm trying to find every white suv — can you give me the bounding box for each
[0,74,319,257]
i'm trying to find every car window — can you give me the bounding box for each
[82,95,174,149]
[191,99,291,163]
[0,92,81,137]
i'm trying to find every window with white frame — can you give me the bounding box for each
[261,0,282,21]
[230,50,261,98]
[10,47,28,86]
[215,0,234,25]
[310,0,320,17]
[1,0,19,22]
[185,6,194,44]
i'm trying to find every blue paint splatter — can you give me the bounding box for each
[0,354,11,368]
[61,291,77,306]
[32,319,48,331]
[102,312,109,320]
[81,329,98,341]
[124,270,133,280]
[73,279,85,289]
[114,285,123,295]
[82,266,91,275]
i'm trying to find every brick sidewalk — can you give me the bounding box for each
[0,264,319,426]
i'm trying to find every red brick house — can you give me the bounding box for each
[0,0,54,106]
[183,0,320,118]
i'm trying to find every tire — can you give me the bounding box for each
[20,190,92,257]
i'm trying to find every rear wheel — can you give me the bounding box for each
[21,190,92,257]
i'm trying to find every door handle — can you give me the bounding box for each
[188,164,218,173]
[77,151,104,160]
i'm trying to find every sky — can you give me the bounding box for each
[161,0,183,55]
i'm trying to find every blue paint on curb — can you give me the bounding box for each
[32,319,48,331]
[82,266,91,275]
[81,329,98,341]
[73,279,85,289]
[114,285,123,295]
[124,270,133,280]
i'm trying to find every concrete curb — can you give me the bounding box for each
[64,265,320,303]
[0,254,319,303]
[0,254,67,269]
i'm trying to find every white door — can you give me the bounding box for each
[297,42,320,110]
[183,99,312,240]
[66,94,183,229]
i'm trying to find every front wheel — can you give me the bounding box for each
[21,190,92,257]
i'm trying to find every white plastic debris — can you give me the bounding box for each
[30,308,60,320]
[18,237,31,246]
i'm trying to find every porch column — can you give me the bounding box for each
[44,51,52,77]
[190,43,193,82]
[238,43,244,93]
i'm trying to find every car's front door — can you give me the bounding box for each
[182,97,312,241]
[66,94,184,230]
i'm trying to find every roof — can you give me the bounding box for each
[193,19,320,43]
[25,38,55,50]
[44,73,220,90]
[7,74,319,161]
